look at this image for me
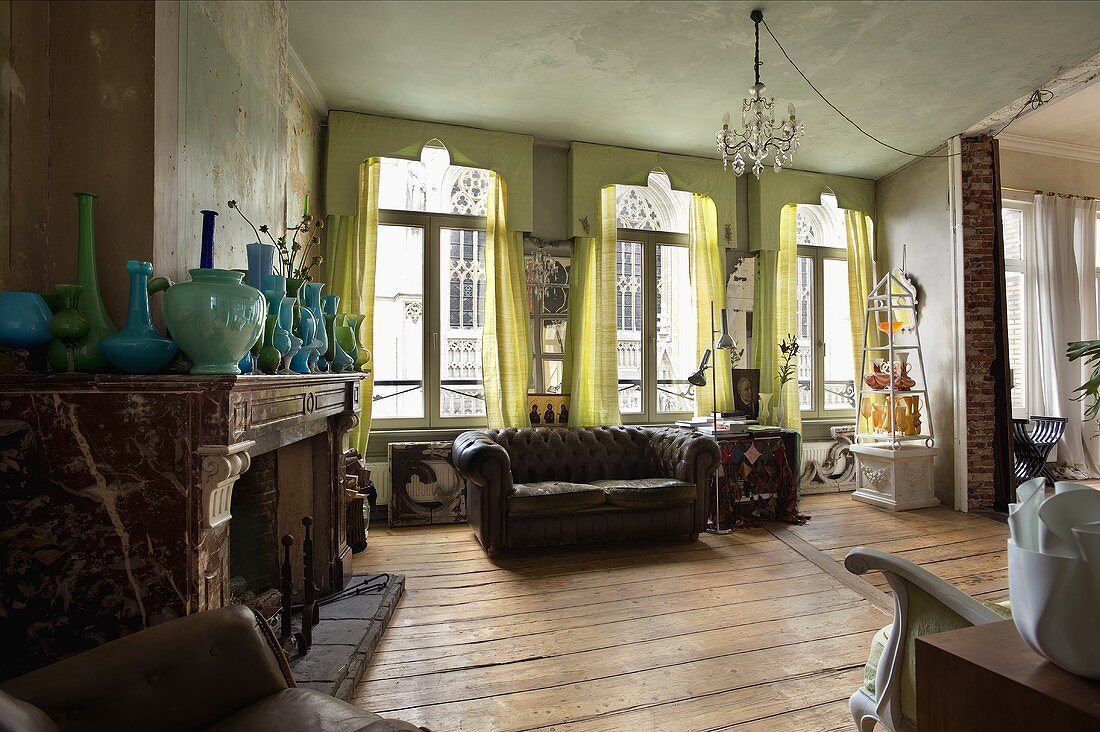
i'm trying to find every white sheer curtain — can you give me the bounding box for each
[1025,194,1100,476]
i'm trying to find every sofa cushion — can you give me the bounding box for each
[592,478,697,509]
[509,481,606,515]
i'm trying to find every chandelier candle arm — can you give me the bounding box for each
[715,9,805,178]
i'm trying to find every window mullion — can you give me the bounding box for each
[644,234,658,423]
[427,217,441,427]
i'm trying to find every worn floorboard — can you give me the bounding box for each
[350,492,1008,730]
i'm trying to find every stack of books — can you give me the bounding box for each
[676,416,759,437]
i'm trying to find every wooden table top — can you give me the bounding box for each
[918,620,1100,720]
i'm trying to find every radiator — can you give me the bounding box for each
[802,442,832,467]
[365,461,391,505]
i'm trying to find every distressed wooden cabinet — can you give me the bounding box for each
[0,373,364,676]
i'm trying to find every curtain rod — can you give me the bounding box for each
[1001,185,1096,201]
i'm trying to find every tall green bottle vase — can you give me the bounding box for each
[70,193,118,371]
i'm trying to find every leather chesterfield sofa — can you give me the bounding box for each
[0,605,427,732]
[452,426,720,556]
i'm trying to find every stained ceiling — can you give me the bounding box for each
[289,1,1100,180]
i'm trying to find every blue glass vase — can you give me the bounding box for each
[199,210,218,269]
[302,282,327,372]
[246,243,276,292]
[0,292,54,349]
[100,260,179,374]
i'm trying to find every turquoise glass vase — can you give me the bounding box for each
[162,269,265,375]
[302,282,327,372]
[290,306,316,374]
[100,260,178,374]
[0,292,54,349]
[70,192,118,371]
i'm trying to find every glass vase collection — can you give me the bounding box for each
[0,194,372,378]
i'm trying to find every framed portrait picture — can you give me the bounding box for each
[731,368,760,419]
[528,393,570,427]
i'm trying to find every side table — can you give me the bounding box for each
[708,430,807,529]
[916,620,1100,730]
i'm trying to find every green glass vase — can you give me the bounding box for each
[69,193,118,371]
[47,284,90,372]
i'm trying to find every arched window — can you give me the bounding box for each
[613,171,695,421]
[373,142,492,427]
[795,191,857,417]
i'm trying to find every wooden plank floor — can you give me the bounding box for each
[350,493,1008,731]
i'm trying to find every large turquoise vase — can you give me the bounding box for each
[162,269,265,375]
[100,260,178,374]
[70,192,118,371]
[246,243,276,291]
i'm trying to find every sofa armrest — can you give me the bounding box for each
[647,428,720,485]
[452,431,513,492]
[1,605,293,732]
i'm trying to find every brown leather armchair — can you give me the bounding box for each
[453,426,719,556]
[0,605,426,732]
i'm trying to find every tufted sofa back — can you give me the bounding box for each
[480,426,660,485]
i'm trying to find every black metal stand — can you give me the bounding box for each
[294,515,321,654]
[280,534,294,640]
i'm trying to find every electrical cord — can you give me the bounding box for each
[760,18,1054,158]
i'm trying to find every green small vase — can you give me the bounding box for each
[345,313,371,372]
[257,315,281,375]
[47,284,90,372]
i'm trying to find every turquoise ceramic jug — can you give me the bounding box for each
[100,260,178,374]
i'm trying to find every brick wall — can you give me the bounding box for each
[960,136,1014,511]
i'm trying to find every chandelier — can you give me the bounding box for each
[715,10,805,178]
[524,239,562,306]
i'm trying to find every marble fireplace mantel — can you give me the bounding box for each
[0,373,364,676]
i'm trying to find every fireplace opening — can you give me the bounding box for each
[229,450,281,618]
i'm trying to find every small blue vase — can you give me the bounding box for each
[247,242,276,291]
[278,296,301,374]
[199,210,218,269]
[303,282,327,372]
[290,306,316,374]
[237,350,254,374]
[100,261,178,374]
[0,292,54,349]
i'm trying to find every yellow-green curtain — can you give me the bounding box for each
[482,172,532,428]
[775,204,802,433]
[327,158,380,453]
[752,249,778,416]
[689,194,734,417]
[844,210,879,377]
[564,185,622,426]
[844,210,881,434]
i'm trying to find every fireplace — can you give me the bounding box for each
[0,373,364,678]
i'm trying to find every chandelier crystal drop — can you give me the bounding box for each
[715,10,805,178]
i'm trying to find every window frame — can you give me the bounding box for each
[615,227,694,425]
[1000,192,1034,419]
[374,208,489,430]
[795,243,857,421]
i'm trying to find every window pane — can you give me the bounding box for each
[616,241,644,414]
[439,228,486,418]
[1006,270,1026,411]
[656,245,695,414]
[378,148,489,215]
[542,360,563,395]
[796,255,814,411]
[542,318,566,354]
[1002,207,1023,261]
[374,225,425,419]
[823,258,856,410]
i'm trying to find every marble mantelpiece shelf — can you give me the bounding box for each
[0,372,366,678]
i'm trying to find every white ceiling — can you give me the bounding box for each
[1002,80,1100,149]
[289,1,1100,179]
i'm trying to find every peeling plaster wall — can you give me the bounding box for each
[285,72,323,223]
[173,0,288,281]
[2,1,156,325]
[875,155,957,505]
